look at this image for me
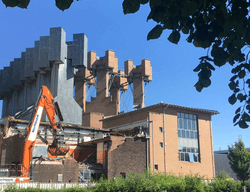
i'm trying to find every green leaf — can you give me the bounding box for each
[194,82,203,92]
[239,120,249,129]
[193,63,203,72]
[147,25,163,40]
[182,27,189,34]
[56,0,73,11]
[230,75,238,81]
[123,0,140,14]
[149,0,163,9]
[200,78,211,87]
[235,107,241,114]
[237,93,244,101]
[198,69,211,79]
[233,88,240,93]
[229,81,237,90]
[229,94,237,105]
[17,0,30,8]
[233,114,240,123]
[2,0,19,7]
[205,62,215,71]
[238,70,246,79]
[139,0,149,4]
[168,30,180,44]
[246,105,250,110]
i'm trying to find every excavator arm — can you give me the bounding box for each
[20,85,64,177]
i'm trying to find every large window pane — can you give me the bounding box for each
[194,131,197,139]
[178,118,183,128]
[184,119,187,129]
[178,130,182,137]
[181,113,184,118]
[185,114,189,119]
[189,153,194,162]
[186,130,189,138]
[188,119,192,130]
[192,120,196,130]
[179,147,182,152]
[183,147,186,152]
[185,153,189,162]
[180,153,184,161]
[194,153,198,162]
[177,112,181,118]
[182,130,185,138]
[190,131,194,139]
[189,114,193,119]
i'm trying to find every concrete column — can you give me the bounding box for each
[133,77,144,109]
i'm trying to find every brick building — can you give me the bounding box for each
[98,103,218,180]
[0,27,219,182]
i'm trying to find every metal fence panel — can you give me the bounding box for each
[0,182,94,191]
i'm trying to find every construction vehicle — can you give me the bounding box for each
[17,85,67,181]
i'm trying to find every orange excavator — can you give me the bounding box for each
[20,85,68,180]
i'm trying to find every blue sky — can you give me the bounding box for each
[0,0,248,150]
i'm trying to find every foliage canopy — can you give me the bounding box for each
[228,139,250,184]
[3,0,250,128]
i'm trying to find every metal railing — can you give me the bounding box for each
[0,182,95,191]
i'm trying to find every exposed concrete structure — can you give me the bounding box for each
[0,27,219,182]
[0,28,86,125]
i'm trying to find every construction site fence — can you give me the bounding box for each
[0,182,96,191]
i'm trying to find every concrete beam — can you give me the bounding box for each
[33,41,40,72]
[12,58,22,88]
[20,52,26,81]
[38,36,50,69]
[48,27,67,64]
[71,33,88,68]
[24,48,35,79]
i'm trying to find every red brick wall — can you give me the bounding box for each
[107,138,147,179]
[32,158,79,183]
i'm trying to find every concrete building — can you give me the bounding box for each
[0,27,219,182]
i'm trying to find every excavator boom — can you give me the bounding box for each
[20,85,66,177]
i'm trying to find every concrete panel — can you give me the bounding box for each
[20,52,26,81]
[24,48,35,78]
[12,58,22,88]
[9,62,14,89]
[0,70,3,96]
[11,90,17,116]
[2,67,11,93]
[38,36,50,69]
[50,59,82,125]
[66,41,73,59]
[71,33,88,68]
[33,41,40,72]
[48,27,67,64]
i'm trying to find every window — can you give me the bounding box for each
[177,112,200,163]
[178,147,200,163]
[159,127,163,132]
[58,174,63,182]
[154,164,158,170]
[160,142,163,148]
